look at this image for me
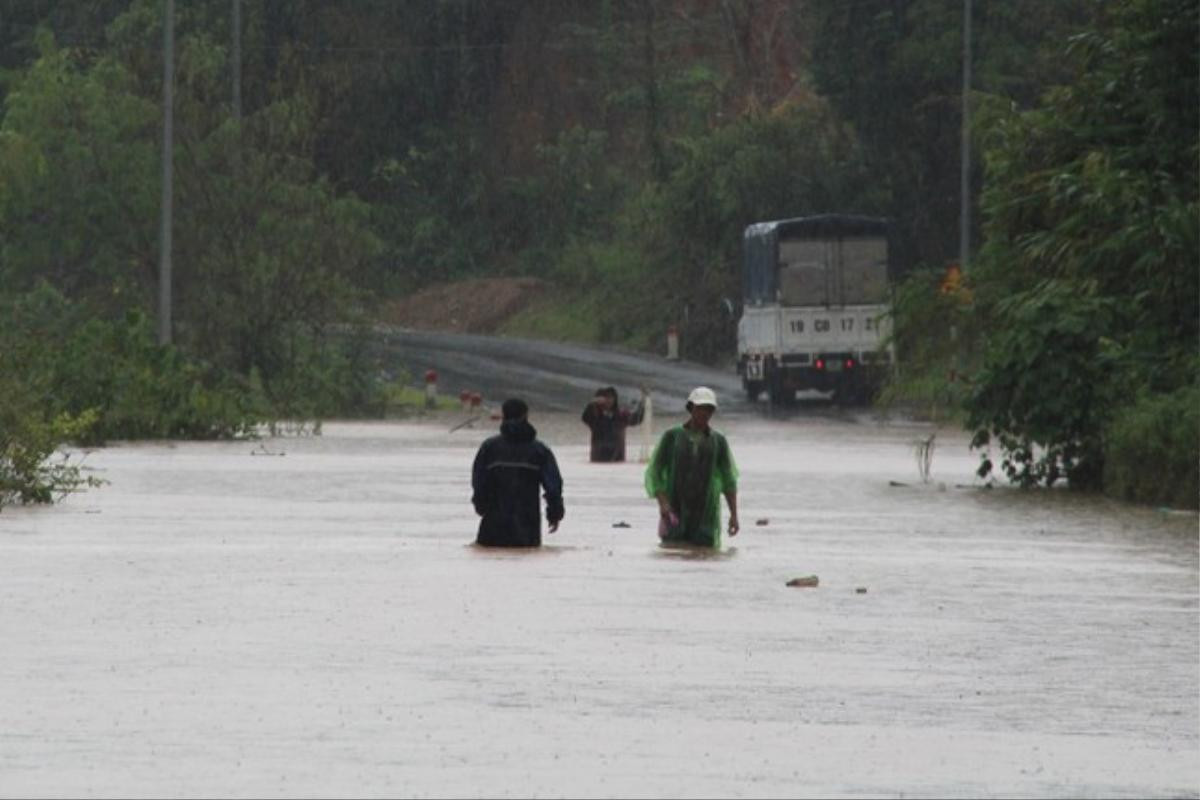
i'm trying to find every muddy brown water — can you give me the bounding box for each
[1,412,1196,798]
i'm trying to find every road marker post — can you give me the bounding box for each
[424,369,439,409]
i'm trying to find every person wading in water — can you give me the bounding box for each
[471,398,564,548]
[581,386,646,463]
[644,386,739,548]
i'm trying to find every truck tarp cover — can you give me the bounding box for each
[742,214,888,305]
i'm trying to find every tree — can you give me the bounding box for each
[602,102,882,360]
[0,30,159,312]
[965,0,1199,489]
[807,0,1094,272]
[1,6,384,414]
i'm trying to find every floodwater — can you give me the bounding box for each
[1,411,1196,798]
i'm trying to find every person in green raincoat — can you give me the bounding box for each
[644,386,740,548]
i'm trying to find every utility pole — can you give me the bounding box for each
[158,0,175,345]
[231,0,242,183]
[232,0,241,123]
[959,0,973,271]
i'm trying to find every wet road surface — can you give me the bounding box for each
[1,406,1196,798]
[370,327,755,414]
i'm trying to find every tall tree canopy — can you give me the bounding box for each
[965,0,1198,492]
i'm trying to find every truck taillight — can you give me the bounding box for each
[815,358,825,370]
[846,358,855,369]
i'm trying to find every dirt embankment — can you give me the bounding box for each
[377,277,548,334]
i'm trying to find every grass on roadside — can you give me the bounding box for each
[498,290,605,344]
[380,382,462,417]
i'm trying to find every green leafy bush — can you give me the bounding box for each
[53,312,264,442]
[965,279,1123,489]
[1103,383,1200,509]
[1,285,264,443]
[0,348,103,511]
[0,408,102,508]
[878,267,974,421]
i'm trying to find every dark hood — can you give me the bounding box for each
[500,418,536,443]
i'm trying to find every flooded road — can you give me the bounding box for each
[1,407,1195,798]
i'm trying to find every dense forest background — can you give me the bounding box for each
[1,0,1196,507]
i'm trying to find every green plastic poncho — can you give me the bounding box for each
[644,424,738,548]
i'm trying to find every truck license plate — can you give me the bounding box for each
[826,359,843,372]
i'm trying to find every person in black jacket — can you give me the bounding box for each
[471,398,564,547]
[581,386,646,462]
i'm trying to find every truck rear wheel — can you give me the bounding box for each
[767,373,794,406]
[744,381,764,402]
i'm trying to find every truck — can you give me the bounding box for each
[736,214,894,405]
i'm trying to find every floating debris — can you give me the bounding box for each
[449,415,480,433]
[855,587,868,594]
[755,518,769,526]
[786,575,819,588]
[611,521,631,528]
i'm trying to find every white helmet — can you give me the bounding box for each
[687,386,718,409]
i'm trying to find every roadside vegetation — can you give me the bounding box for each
[0,0,1194,508]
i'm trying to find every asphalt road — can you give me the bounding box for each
[372,327,756,415]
